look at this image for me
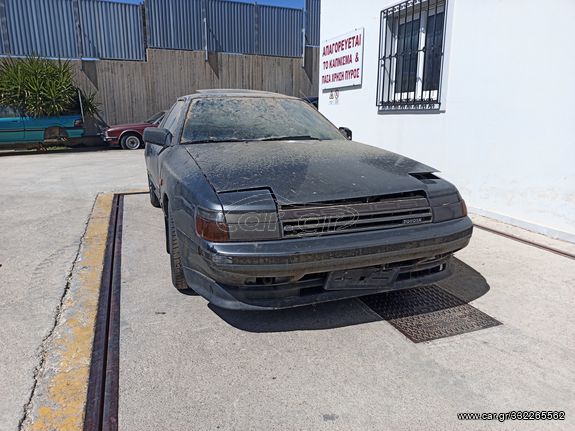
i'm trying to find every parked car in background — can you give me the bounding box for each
[0,105,84,149]
[144,90,473,310]
[104,111,165,150]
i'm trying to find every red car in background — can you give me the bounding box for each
[104,111,165,150]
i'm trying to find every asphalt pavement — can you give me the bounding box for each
[119,193,575,431]
[1,150,574,430]
[0,150,147,430]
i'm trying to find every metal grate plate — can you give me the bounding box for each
[360,285,501,343]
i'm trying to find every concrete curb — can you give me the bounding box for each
[21,193,114,431]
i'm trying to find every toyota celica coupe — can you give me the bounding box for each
[144,90,472,310]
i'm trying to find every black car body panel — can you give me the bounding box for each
[182,218,472,310]
[185,139,436,204]
[145,90,473,310]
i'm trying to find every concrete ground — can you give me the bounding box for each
[0,149,574,430]
[0,150,147,430]
[120,194,575,431]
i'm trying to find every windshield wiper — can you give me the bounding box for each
[182,136,322,144]
[181,138,249,145]
[259,135,321,141]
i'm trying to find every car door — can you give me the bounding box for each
[22,114,46,143]
[146,100,186,188]
[0,106,24,144]
[22,114,81,143]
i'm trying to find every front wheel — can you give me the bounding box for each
[120,133,142,150]
[168,211,192,292]
[148,177,161,208]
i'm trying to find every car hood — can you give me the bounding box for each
[185,139,436,205]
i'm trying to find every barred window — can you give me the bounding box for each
[377,0,447,111]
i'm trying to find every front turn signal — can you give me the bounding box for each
[460,199,468,217]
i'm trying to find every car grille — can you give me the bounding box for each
[279,192,432,238]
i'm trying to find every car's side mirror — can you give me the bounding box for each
[339,127,352,140]
[144,127,172,147]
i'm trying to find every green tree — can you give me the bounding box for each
[0,56,99,117]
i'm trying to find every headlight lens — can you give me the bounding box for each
[218,190,281,241]
[195,209,229,242]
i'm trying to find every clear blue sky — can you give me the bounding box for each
[114,0,305,9]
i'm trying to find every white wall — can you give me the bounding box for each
[319,0,575,242]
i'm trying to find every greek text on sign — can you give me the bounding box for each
[320,28,364,90]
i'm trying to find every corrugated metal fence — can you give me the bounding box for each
[147,0,307,58]
[0,0,80,58]
[305,0,320,47]
[79,0,144,60]
[0,0,319,60]
[260,5,303,57]
[146,0,203,52]
[206,0,257,54]
[0,0,144,60]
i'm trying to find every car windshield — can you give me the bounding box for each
[146,111,165,124]
[181,97,345,143]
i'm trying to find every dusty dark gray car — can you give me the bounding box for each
[144,89,472,310]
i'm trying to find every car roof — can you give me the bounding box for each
[178,89,300,101]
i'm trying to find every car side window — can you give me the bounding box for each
[152,114,165,126]
[160,104,176,128]
[162,101,185,136]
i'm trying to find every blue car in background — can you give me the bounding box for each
[0,105,85,149]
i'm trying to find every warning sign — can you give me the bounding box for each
[320,28,364,91]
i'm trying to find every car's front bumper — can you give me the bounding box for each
[103,133,119,145]
[180,216,473,310]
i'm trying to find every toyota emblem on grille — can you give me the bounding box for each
[402,217,423,225]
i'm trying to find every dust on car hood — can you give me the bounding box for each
[186,139,436,205]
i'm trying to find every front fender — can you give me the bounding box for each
[119,129,143,140]
[158,145,226,214]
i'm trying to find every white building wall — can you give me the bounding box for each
[319,0,575,242]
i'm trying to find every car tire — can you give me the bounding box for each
[148,177,161,208]
[168,211,192,292]
[120,133,142,150]
[164,212,170,254]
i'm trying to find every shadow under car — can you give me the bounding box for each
[208,258,491,334]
